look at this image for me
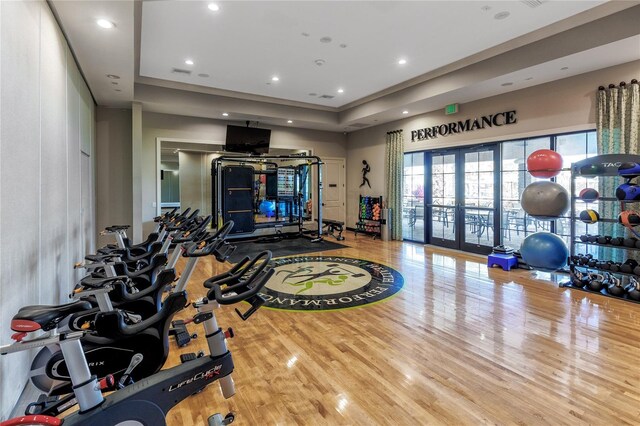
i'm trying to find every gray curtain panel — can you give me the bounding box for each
[596,82,640,262]
[385,131,404,240]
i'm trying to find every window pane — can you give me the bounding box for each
[502,140,525,171]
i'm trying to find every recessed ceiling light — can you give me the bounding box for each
[185,59,194,65]
[96,19,115,29]
[398,59,407,65]
[207,3,220,11]
[494,11,510,20]
[271,76,279,82]
[402,110,409,115]
[561,66,569,70]
[287,120,293,124]
[222,113,229,117]
[320,36,332,43]
[114,89,122,92]
[308,93,317,96]
[198,73,210,78]
[106,74,120,79]
[111,81,118,85]
[525,77,533,81]
[501,82,513,86]
[337,88,344,93]
[301,32,310,37]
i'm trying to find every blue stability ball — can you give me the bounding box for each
[259,200,276,217]
[520,232,568,271]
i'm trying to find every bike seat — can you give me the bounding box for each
[12,300,92,332]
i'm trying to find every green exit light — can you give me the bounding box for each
[445,103,459,115]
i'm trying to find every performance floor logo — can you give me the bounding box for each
[261,256,404,311]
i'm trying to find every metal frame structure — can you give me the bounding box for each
[212,154,324,239]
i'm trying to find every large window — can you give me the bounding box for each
[402,130,597,251]
[402,153,425,242]
[499,131,597,249]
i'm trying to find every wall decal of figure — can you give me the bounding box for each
[360,160,371,188]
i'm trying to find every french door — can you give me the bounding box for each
[427,145,499,254]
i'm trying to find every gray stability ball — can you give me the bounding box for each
[521,181,570,218]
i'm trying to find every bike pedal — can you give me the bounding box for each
[180,353,197,363]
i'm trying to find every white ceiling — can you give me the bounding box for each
[139,0,607,108]
[49,0,640,132]
[50,0,134,107]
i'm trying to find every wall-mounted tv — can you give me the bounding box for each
[225,125,271,154]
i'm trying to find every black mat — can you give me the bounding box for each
[227,237,347,263]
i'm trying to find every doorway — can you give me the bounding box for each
[427,145,499,254]
[322,157,346,224]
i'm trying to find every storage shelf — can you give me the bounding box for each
[574,240,640,251]
[570,263,639,278]
[566,154,640,305]
[560,280,640,304]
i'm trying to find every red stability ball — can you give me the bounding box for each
[527,149,563,178]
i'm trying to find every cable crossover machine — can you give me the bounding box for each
[211,154,324,241]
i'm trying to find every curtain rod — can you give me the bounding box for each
[598,79,638,90]
[386,129,403,134]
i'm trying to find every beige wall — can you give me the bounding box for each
[140,112,347,235]
[345,60,640,230]
[178,151,211,216]
[95,107,132,247]
[0,1,95,418]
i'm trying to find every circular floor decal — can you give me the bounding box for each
[260,256,404,311]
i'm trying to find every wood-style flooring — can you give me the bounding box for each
[166,234,640,425]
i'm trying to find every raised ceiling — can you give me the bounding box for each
[139,1,607,108]
[50,0,640,132]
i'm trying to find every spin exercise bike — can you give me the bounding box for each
[1,249,273,426]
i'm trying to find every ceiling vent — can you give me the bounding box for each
[520,0,547,8]
[172,68,192,75]
[318,94,334,99]
[350,122,369,128]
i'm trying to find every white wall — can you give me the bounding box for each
[139,112,347,236]
[0,1,95,418]
[345,60,640,230]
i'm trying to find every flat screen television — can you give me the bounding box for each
[225,125,271,154]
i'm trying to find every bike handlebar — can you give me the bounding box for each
[205,251,273,305]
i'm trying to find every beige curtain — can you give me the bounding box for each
[597,81,640,154]
[385,130,404,240]
[596,80,640,262]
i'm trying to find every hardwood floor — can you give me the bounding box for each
[166,234,640,425]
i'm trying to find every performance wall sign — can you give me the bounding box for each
[411,110,517,142]
[260,256,404,311]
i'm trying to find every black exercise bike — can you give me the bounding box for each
[1,249,273,426]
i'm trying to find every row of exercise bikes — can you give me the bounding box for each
[1,207,274,426]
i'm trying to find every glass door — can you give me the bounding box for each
[428,152,457,249]
[402,153,425,242]
[460,146,499,254]
[427,145,499,254]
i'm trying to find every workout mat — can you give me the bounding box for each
[227,238,346,263]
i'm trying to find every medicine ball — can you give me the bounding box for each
[526,149,563,178]
[578,188,599,202]
[616,183,640,201]
[619,211,640,226]
[579,209,600,224]
[521,181,570,218]
[618,162,640,178]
